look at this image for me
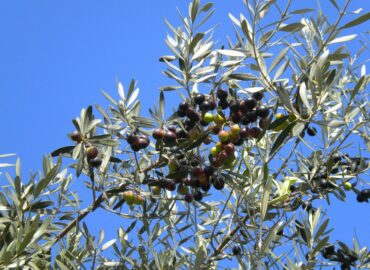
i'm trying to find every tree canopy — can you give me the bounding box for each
[0,0,369,269]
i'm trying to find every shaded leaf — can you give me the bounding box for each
[189,33,204,54]
[51,145,75,157]
[340,12,370,29]
[279,23,305,32]
[229,73,258,81]
[159,55,176,62]
[201,3,213,12]
[159,91,165,120]
[269,47,289,72]
[277,84,296,113]
[268,115,290,130]
[270,121,295,155]
[329,0,340,11]
[109,156,122,163]
[299,82,312,114]
[291,9,315,14]
[260,221,284,255]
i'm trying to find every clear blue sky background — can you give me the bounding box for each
[0,0,368,264]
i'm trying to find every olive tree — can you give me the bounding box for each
[0,0,369,269]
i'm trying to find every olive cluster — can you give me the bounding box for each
[70,131,102,168]
[307,153,369,196]
[126,133,150,152]
[216,88,269,126]
[122,190,145,206]
[207,89,269,169]
[149,152,226,203]
[70,130,147,205]
[148,88,270,202]
[175,94,217,137]
[311,171,336,190]
[356,189,370,203]
[321,244,358,270]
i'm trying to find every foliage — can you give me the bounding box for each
[1,0,370,269]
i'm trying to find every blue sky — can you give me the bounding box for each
[0,0,369,266]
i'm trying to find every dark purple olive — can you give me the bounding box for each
[224,143,235,155]
[193,191,203,201]
[204,166,215,176]
[322,245,336,259]
[168,125,177,133]
[86,146,98,160]
[178,101,190,112]
[194,94,206,105]
[153,129,165,140]
[184,194,194,203]
[177,109,186,117]
[245,111,258,123]
[332,153,342,163]
[209,100,217,110]
[192,167,204,177]
[239,100,248,113]
[245,98,257,110]
[163,131,177,144]
[319,179,329,189]
[232,246,241,256]
[127,134,138,145]
[307,126,317,136]
[252,91,264,101]
[199,101,212,111]
[239,127,249,138]
[186,108,200,122]
[357,193,366,203]
[137,136,150,149]
[201,184,211,192]
[165,181,177,191]
[130,143,141,152]
[216,88,228,100]
[256,106,269,119]
[240,116,250,125]
[70,131,82,142]
[229,100,240,112]
[213,177,225,190]
[259,118,269,129]
[218,99,229,110]
[212,126,221,135]
[231,111,242,123]
[361,189,370,199]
